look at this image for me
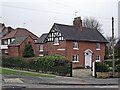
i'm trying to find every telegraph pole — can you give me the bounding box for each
[112,17,115,77]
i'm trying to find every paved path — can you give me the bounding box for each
[73,69,92,78]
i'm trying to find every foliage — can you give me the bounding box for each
[96,62,109,72]
[23,44,35,57]
[2,55,71,76]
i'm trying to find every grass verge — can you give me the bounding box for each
[0,68,56,78]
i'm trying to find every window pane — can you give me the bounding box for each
[40,45,43,51]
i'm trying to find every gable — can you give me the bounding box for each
[45,24,65,42]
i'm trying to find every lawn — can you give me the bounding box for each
[0,68,56,78]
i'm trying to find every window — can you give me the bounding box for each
[96,55,100,62]
[40,45,43,52]
[4,40,8,45]
[39,54,43,56]
[28,41,31,45]
[73,55,79,62]
[54,37,59,45]
[4,50,8,54]
[96,43,100,50]
[73,42,78,49]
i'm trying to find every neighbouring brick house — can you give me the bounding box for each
[0,23,14,54]
[35,17,108,68]
[2,28,38,56]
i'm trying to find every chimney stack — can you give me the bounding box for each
[73,17,82,31]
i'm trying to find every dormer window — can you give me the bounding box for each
[54,37,59,45]
[96,43,100,50]
[73,42,78,49]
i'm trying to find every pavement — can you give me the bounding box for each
[1,67,120,88]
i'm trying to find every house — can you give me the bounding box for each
[2,28,38,56]
[0,23,14,54]
[35,17,108,68]
[8,35,35,56]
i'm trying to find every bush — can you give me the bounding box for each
[96,62,109,72]
[23,44,35,57]
[2,55,71,76]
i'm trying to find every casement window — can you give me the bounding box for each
[54,37,59,45]
[4,40,8,45]
[40,45,43,52]
[73,42,78,49]
[73,55,79,62]
[96,43,100,50]
[4,50,8,54]
[96,55,101,62]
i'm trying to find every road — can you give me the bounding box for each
[2,74,119,89]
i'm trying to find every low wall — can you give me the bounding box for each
[97,72,120,78]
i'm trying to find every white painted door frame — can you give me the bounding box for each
[84,49,93,68]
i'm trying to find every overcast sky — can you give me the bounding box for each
[0,0,119,38]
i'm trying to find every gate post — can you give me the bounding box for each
[70,62,72,77]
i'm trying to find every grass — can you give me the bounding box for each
[0,68,56,78]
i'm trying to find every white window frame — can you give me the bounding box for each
[54,37,59,45]
[73,42,78,50]
[40,45,43,52]
[96,43,100,50]
[39,54,44,56]
[4,50,8,54]
[96,55,101,62]
[73,55,79,63]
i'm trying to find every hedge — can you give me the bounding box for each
[96,62,109,72]
[2,55,72,76]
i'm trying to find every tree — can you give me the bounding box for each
[23,44,35,57]
[106,36,117,57]
[82,17,102,32]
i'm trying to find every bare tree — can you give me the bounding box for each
[106,36,117,57]
[82,17,102,32]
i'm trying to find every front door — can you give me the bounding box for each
[84,49,93,68]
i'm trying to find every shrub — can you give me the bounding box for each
[2,55,71,76]
[23,44,35,57]
[96,62,109,72]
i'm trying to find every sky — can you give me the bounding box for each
[0,0,119,38]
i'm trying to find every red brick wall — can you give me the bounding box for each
[35,41,105,68]
[66,41,105,67]
[19,36,35,56]
[8,36,35,57]
[8,47,19,56]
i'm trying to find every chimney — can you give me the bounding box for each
[73,17,82,31]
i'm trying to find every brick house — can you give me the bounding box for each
[2,28,38,56]
[0,23,14,54]
[35,17,108,68]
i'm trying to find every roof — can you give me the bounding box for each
[2,28,38,40]
[35,33,48,44]
[54,23,108,43]
[8,36,29,46]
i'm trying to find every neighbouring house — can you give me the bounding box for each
[35,17,108,68]
[8,35,35,56]
[2,28,38,56]
[0,23,14,54]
